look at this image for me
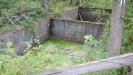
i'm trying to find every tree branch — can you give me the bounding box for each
[4,13,18,29]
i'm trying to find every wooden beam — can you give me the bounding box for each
[36,53,133,75]
[51,18,104,25]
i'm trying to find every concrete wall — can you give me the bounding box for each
[57,7,79,20]
[51,18,104,43]
[0,7,79,55]
[35,7,79,42]
[0,17,50,55]
[0,7,105,54]
[79,8,111,22]
[35,17,51,43]
[0,28,33,55]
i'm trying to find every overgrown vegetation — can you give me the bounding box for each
[83,68,122,75]
[0,0,70,34]
[0,38,122,75]
[64,0,112,9]
[121,0,133,53]
[0,39,90,75]
[84,35,131,75]
[0,0,112,34]
[100,0,133,54]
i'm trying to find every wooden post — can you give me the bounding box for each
[109,0,126,52]
[131,64,133,75]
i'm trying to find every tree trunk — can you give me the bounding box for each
[108,0,126,52]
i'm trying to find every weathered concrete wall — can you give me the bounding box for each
[79,8,111,22]
[35,6,79,42]
[0,7,106,55]
[0,28,33,55]
[51,18,104,43]
[35,17,51,43]
[0,7,79,55]
[57,7,79,20]
[0,17,50,55]
[35,7,79,42]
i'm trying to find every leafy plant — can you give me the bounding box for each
[84,35,107,60]
[0,39,87,75]
[6,42,15,57]
[78,0,112,9]
[84,35,119,60]
[84,35,104,47]
[51,2,65,16]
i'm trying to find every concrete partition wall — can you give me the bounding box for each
[51,18,104,43]
[35,17,51,43]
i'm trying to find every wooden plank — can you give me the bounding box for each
[51,18,104,25]
[36,53,133,75]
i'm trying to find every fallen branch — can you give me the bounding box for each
[15,13,26,22]
[79,13,83,21]
[0,58,8,62]
[4,13,18,29]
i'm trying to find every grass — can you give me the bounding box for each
[0,39,121,75]
[82,68,122,75]
[42,38,85,52]
[0,39,88,75]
